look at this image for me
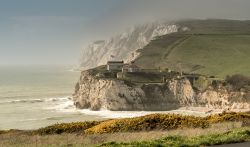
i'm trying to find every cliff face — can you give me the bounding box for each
[73,71,250,111]
[79,23,178,70]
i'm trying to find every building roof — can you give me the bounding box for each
[107,61,124,64]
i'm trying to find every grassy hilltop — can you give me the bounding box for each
[134,19,250,78]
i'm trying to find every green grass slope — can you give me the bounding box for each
[134,19,250,78]
[100,129,250,147]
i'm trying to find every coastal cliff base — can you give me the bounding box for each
[73,70,250,111]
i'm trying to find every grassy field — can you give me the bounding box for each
[100,127,250,147]
[166,34,250,77]
[134,19,250,78]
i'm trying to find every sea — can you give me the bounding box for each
[0,65,208,130]
[0,65,98,130]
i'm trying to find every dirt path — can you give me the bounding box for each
[163,35,191,59]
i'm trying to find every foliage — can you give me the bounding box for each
[121,72,163,83]
[30,112,250,135]
[34,121,100,135]
[193,76,209,91]
[87,65,107,76]
[207,112,250,123]
[244,92,250,102]
[85,112,250,134]
[226,74,250,90]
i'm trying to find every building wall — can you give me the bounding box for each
[107,63,123,71]
[128,68,140,72]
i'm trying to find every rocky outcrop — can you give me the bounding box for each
[73,70,250,111]
[79,23,179,70]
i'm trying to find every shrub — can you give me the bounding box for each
[193,76,209,91]
[85,114,209,134]
[243,92,250,102]
[207,112,250,123]
[34,121,100,135]
[85,112,250,134]
[32,112,250,135]
[226,74,250,90]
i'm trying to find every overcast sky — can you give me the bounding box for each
[0,0,250,66]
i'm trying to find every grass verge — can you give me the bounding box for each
[99,128,250,147]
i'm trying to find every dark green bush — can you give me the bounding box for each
[226,74,250,90]
[193,76,209,91]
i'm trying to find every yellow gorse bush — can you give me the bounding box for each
[35,121,100,135]
[33,112,250,135]
[85,113,209,134]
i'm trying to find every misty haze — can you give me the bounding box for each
[1,0,250,146]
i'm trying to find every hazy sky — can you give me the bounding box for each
[0,0,250,66]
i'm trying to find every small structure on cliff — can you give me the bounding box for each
[107,60,141,73]
[122,64,141,73]
[107,61,124,71]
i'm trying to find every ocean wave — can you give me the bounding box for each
[46,97,208,118]
[18,116,68,122]
[44,98,209,118]
[0,99,44,104]
[18,117,49,122]
[75,109,209,118]
[45,99,75,112]
[51,103,208,118]
[45,97,71,102]
[76,109,170,118]
[0,96,71,104]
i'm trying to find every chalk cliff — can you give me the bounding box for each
[79,23,178,70]
[73,70,250,111]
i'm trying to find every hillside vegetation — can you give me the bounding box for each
[31,112,250,135]
[100,128,250,147]
[134,19,250,78]
[1,112,250,146]
[0,122,247,147]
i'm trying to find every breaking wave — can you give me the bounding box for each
[49,98,209,118]
[18,116,69,122]
[45,98,75,112]
[0,96,71,104]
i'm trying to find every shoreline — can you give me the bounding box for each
[73,106,250,119]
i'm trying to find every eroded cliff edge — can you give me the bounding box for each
[73,69,250,111]
[79,23,178,70]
